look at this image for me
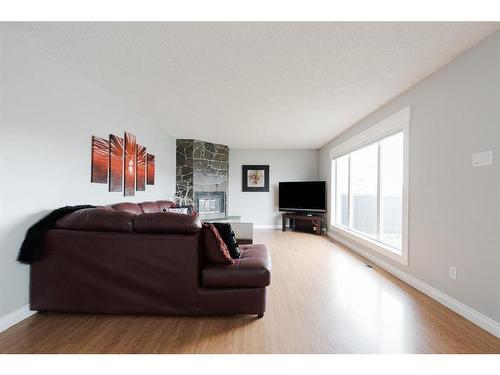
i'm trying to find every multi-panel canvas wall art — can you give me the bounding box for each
[91,136,109,183]
[109,135,124,192]
[147,154,155,185]
[124,132,137,197]
[91,132,155,195]
[136,145,146,191]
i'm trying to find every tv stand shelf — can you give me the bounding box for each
[281,213,322,235]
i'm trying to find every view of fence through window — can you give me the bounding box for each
[332,132,403,252]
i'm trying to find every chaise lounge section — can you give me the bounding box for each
[30,201,271,317]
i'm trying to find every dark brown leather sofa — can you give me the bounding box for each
[30,201,271,317]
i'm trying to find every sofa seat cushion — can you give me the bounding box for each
[202,244,271,288]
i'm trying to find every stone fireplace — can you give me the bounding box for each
[176,139,229,219]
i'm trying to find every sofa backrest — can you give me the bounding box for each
[56,208,135,233]
[110,200,176,214]
[138,201,160,213]
[134,212,201,234]
[55,201,199,235]
[109,202,143,215]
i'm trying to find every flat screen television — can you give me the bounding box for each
[279,181,326,213]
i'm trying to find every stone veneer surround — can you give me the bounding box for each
[176,139,229,217]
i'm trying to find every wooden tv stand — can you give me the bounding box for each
[281,213,322,235]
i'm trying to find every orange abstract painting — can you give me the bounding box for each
[93,132,154,195]
[147,153,155,185]
[109,134,124,192]
[124,132,136,196]
[136,144,146,191]
[91,136,108,183]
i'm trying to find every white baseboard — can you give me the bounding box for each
[328,231,500,339]
[254,224,281,229]
[0,304,35,334]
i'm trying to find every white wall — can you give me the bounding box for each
[0,25,176,318]
[228,149,318,227]
[319,31,500,322]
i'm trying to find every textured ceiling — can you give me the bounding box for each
[9,22,500,149]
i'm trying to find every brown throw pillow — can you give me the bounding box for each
[202,223,234,264]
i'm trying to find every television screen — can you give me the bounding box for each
[279,181,326,212]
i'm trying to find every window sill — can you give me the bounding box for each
[331,224,408,266]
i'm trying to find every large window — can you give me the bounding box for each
[330,107,409,264]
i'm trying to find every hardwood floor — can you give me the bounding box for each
[0,230,498,353]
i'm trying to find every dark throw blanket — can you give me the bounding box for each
[17,205,95,264]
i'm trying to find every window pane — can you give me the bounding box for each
[331,160,335,224]
[335,155,349,226]
[350,143,378,238]
[380,132,403,250]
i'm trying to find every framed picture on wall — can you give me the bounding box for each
[242,165,269,192]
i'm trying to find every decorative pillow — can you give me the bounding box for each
[202,223,234,264]
[167,207,189,214]
[212,223,241,259]
[163,205,196,215]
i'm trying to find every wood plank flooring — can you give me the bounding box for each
[0,230,498,353]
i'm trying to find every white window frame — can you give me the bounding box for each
[330,106,410,266]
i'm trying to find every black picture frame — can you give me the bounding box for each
[242,165,269,192]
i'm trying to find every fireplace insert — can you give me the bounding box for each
[194,191,226,219]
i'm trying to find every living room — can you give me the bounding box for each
[0,1,499,373]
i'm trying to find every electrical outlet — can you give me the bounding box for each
[449,266,457,280]
[472,151,493,167]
